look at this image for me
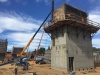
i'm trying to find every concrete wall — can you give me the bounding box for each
[51,25,67,70]
[51,25,94,71]
[44,50,51,60]
[66,25,94,71]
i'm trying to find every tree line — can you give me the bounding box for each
[92,47,100,52]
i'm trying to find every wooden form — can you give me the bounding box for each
[52,4,87,23]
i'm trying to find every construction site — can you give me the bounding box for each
[0,0,100,75]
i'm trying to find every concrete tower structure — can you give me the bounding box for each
[44,4,100,72]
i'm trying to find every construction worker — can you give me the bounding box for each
[14,64,18,75]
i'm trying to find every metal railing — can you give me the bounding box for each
[65,13,100,28]
[44,13,100,29]
[87,19,100,27]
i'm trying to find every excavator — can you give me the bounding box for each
[0,12,51,67]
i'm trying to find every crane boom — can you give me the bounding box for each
[36,31,45,56]
[17,12,51,57]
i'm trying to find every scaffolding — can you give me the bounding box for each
[44,4,100,38]
[44,13,100,33]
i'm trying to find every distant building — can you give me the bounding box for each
[12,46,24,58]
[44,50,51,60]
[0,39,8,62]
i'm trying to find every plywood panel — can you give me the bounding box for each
[53,4,65,23]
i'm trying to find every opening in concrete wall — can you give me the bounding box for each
[52,38,55,46]
[69,57,74,71]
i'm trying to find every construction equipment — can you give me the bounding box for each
[34,31,45,60]
[13,12,51,68]
[35,56,51,64]
[0,12,51,68]
[33,31,51,64]
[0,60,14,66]
[0,57,29,70]
[0,57,29,66]
[17,12,51,57]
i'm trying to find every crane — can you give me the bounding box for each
[17,12,51,57]
[34,31,45,60]
[0,0,54,66]
[33,31,51,64]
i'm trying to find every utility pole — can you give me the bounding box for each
[52,0,54,20]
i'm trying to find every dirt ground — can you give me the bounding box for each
[0,61,100,75]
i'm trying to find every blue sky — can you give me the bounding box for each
[0,0,100,52]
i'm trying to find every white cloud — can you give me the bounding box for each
[89,5,100,48]
[92,39,100,48]
[0,0,8,2]
[0,11,51,51]
[36,0,49,4]
[15,0,28,5]
[5,32,51,51]
[89,0,100,3]
[6,32,49,44]
[89,6,100,23]
[89,14,100,23]
[89,6,100,35]
[0,12,41,33]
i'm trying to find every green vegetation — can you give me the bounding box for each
[33,47,45,55]
[93,47,100,52]
[47,46,51,50]
[38,47,45,55]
